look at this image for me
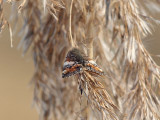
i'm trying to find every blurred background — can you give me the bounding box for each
[0,27,38,119]
[0,3,38,119]
[0,2,160,120]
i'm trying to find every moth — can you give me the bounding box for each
[62,48,104,78]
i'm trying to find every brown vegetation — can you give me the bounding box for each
[0,0,160,120]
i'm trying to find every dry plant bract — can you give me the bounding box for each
[1,0,160,120]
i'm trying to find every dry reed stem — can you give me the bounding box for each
[69,0,75,47]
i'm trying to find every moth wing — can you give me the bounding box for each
[62,62,83,78]
[85,60,104,76]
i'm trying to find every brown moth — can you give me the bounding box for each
[62,48,104,78]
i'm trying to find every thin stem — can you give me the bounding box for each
[88,38,93,59]
[87,1,95,59]
[69,0,75,47]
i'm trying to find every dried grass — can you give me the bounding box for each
[0,0,7,33]
[1,0,160,120]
